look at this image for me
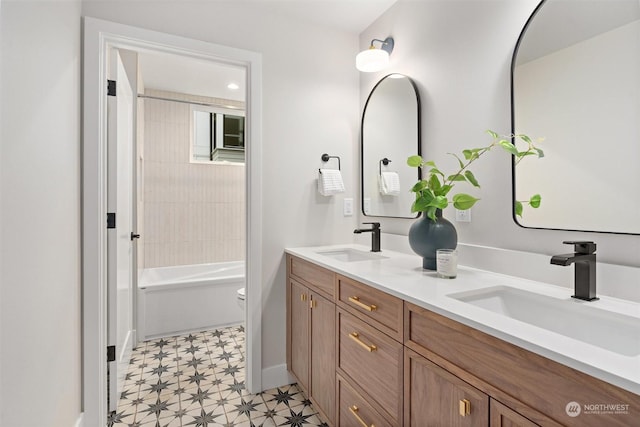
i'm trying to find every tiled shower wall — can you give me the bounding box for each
[142,89,245,268]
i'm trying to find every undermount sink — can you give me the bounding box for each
[315,248,388,262]
[448,286,640,357]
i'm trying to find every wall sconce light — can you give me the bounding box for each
[356,37,394,72]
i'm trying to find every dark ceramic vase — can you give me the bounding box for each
[408,209,458,270]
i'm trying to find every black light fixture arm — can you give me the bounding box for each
[369,37,395,54]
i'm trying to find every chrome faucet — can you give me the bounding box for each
[354,222,381,252]
[550,241,598,301]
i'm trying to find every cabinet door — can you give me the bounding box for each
[490,399,540,427]
[289,280,310,391]
[405,349,488,426]
[310,292,335,423]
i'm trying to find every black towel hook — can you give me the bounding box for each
[320,153,341,173]
[379,158,391,175]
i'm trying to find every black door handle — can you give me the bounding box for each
[131,232,141,240]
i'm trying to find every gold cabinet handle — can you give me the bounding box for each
[459,399,471,417]
[348,296,377,312]
[309,299,316,309]
[300,293,307,302]
[349,332,377,352]
[349,405,375,427]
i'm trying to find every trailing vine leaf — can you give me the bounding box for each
[499,140,519,155]
[464,170,480,188]
[434,195,449,209]
[452,193,480,210]
[429,174,442,191]
[448,152,465,169]
[407,155,423,167]
[515,201,524,217]
[426,206,438,221]
[529,194,541,208]
[447,174,467,182]
[411,180,428,192]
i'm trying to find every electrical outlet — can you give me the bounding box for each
[455,208,471,223]
[363,198,371,215]
[344,198,354,216]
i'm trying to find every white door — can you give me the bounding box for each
[107,49,134,412]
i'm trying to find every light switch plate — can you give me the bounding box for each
[344,198,354,216]
[455,208,471,222]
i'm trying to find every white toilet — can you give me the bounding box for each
[236,287,245,310]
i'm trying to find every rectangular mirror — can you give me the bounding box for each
[361,74,421,218]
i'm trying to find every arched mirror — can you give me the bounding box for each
[512,0,640,234]
[361,74,421,218]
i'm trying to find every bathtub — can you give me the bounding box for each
[138,261,245,340]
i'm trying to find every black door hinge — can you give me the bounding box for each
[107,212,116,229]
[107,345,116,362]
[107,80,116,97]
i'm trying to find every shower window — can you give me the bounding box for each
[191,105,245,163]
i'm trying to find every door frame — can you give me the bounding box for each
[82,17,263,426]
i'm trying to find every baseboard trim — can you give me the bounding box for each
[261,364,294,391]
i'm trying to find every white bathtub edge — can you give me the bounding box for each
[140,276,244,292]
[261,364,295,391]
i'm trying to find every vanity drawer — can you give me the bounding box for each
[337,274,403,341]
[337,310,403,424]
[287,255,335,299]
[337,374,395,427]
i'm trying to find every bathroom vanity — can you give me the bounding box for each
[285,245,640,427]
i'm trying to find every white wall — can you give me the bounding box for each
[0,1,82,426]
[359,0,640,272]
[81,1,361,373]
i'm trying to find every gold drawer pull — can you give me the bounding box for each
[459,399,471,417]
[349,296,377,311]
[349,405,375,427]
[349,332,377,352]
[300,293,307,302]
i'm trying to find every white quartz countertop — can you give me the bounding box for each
[285,244,640,395]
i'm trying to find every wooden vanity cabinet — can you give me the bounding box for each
[287,254,639,427]
[491,399,541,427]
[405,348,489,426]
[405,301,640,427]
[286,255,336,425]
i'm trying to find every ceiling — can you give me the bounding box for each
[138,52,247,102]
[260,0,397,33]
[137,0,397,101]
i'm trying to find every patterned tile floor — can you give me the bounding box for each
[108,325,328,427]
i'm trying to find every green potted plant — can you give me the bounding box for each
[406,130,543,270]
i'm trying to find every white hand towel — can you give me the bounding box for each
[379,171,401,196]
[318,169,345,196]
